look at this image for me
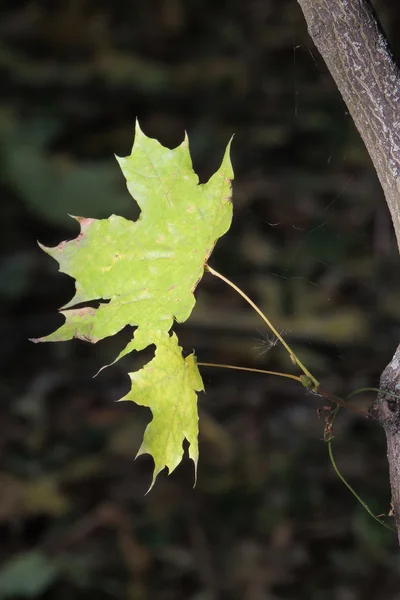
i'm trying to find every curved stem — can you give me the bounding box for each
[327,408,395,534]
[197,362,302,383]
[346,387,400,402]
[206,264,319,388]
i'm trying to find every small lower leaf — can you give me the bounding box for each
[120,330,203,490]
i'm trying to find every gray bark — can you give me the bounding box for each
[296,0,400,542]
[373,347,400,540]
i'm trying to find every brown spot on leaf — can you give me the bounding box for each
[74,216,97,233]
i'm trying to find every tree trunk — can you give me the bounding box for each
[296,0,400,542]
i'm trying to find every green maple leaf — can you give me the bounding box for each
[122,329,204,490]
[33,121,233,487]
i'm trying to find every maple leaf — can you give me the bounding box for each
[121,329,204,490]
[32,121,233,486]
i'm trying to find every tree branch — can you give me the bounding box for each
[372,346,400,543]
[297,0,400,541]
[297,0,400,251]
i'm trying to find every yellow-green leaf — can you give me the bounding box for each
[33,121,234,486]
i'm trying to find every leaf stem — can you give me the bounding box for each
[206,264,319,388]
[327,408,396,534]
[197,362,302,383]
[346,387,400,402]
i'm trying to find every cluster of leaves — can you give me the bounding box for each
[34,122,233,489]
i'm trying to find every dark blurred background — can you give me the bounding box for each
[2,1,400,598]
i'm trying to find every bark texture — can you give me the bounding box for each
[296,0,400,542]
[297,0,400,249]
[373,349,400,541]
